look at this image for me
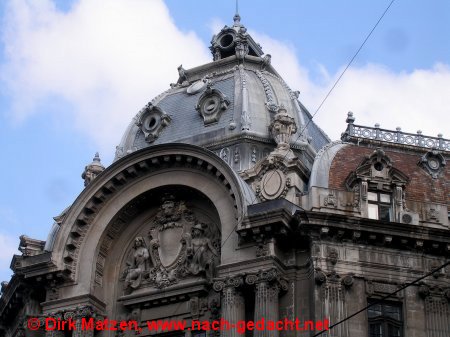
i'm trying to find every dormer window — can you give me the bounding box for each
[345,149,409,222]
[368,191,392,221]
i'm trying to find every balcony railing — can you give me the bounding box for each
[341,112,449,151]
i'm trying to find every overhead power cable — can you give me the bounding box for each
[311,260,450,337]
[220,0,397,250]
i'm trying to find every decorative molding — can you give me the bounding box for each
[239,65,251,131]
[255,70,278,113]
[366,280,401,298]
[419,150,446,178]
[195,82,230,125]
[136,102,171,143]
[213,276,244,292]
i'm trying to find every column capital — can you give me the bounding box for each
[213,275,244,292]
[245,268,288,291]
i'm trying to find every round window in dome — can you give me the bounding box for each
[219,34,234,49]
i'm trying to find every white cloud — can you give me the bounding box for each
[0,234,18,261]
[1,0,448,155]
[0,233,19,282]
[312,63,450,140]
[1,0,211,154]
[250,32,450,141]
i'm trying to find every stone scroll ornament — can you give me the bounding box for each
[121,195,221,292]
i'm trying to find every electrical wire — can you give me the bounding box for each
[311,260,450,337]
[220,0,397,252]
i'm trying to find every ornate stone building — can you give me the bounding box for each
[1,14,449,337]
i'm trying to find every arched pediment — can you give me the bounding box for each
[50,144,256,289]
[345,148,409,189]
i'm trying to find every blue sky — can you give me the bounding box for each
[0,0,449,282]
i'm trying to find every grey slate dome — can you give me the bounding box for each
[115,15,330,173]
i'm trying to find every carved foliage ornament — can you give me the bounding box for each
[136,102,171,143]
[122,196,220,292]
[195,83,230,125]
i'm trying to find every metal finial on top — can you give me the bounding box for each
[233,0,241,25]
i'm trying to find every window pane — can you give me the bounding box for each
[368,204,379,219]
[369,323,383,337]
[380,193,391,203]
[368,304,382,317]
[368,301,402,337]
[368,192,378,201]
[384,305,401,320]
[379,205,391,221]
[388,324,401,337]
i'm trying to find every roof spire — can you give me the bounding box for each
[233,0,241,26]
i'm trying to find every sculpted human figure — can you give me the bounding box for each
[123,236,150,290]
[187,223,218,279]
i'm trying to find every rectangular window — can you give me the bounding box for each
[367,192,391,221]
[368,301,403,337]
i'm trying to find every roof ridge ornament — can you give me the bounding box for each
[82,152,105,187]
[233,0,241,27]
[209,4,263,61]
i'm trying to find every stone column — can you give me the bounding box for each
[419,285,450,337]
[246,269,287,337]
[65,306,94,337]
[213,276,245,337]
[44,312,65,337]
[255,282,280,337]
[316,271,353,337]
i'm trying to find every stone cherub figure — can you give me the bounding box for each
[123,236,150,290]
[186,223,218,279]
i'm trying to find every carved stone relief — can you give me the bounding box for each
[122,237,151,290]
[426,207,440,222]
[418,150,446,179]
[254,161,291,202]
[366,280,402,298]
[323,191,338,208]
[268,105,297,152]
[220,147,231,164]
[121,195,221,292]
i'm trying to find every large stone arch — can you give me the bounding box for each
[49,144,256,312]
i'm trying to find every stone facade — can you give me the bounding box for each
[1,14,449,337]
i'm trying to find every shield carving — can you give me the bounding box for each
[157,227,184,267]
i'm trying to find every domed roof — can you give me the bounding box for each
[115,15,330,173]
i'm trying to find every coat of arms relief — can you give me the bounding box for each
[122,195,221,292]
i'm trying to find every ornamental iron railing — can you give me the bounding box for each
[341,112,449,151]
